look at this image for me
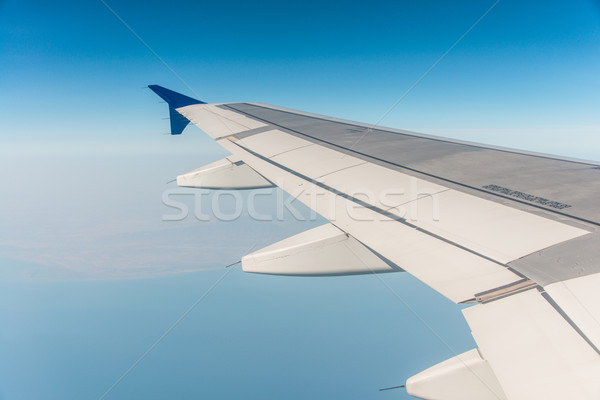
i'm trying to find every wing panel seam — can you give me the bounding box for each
[538,287,600,356]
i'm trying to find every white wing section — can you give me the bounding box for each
[237,129,313,157]
[463,288,600,400]
[398,189,585,264]
[545,273,600,350]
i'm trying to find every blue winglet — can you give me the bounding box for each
[148,85,205,135]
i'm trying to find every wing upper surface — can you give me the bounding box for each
[224,102,600,226]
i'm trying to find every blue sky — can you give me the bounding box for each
[1,0,599,399]
[2,0,599,157]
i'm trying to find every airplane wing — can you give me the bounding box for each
[149,85,600,400]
